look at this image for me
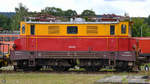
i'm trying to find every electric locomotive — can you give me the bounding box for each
[10,17,140,71]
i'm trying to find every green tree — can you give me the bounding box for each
[41,7,64,16]
[145,15,150,26]
[132,18,150,37]
[10,3,28,30]
[81,10,96,21]
[81,10,95,17]
[64,9,77,17]
[0,14,11,30]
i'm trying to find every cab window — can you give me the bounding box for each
[30,25,35,35]
[110,25,115,35]
[121,24,126,34]
[67,26,78,34]
[22,24,25,34]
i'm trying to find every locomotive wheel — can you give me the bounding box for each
[116,68,126,72]
[64,67,70,71]
[34,66,42,71]
[115,62,133,72]
[0,63,2,68]
[21,67,41,71]
[24,66,42,71]
[13,65,29,71]
[13,65,18,71]
[138,66,141,71]
[116,67,132,72]
[52,66,70,72]
[85,67,100,72]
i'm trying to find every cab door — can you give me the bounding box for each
[28,24,36,66]
[64,26,78,51]
[108,25,118,51]
[28,24,36,51]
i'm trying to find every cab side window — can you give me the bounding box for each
[110,25,115,35]
[22,24,25,34]
[67,26,78,34]
[121,24,126,34]
[30,25,35,35]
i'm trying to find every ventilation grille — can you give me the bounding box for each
[48,26,59,34]
[87,26,98,34]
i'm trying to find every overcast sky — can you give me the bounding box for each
[0,0,149,17]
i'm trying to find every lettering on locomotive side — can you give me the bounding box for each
[68,46,76,48]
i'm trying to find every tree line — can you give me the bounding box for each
[0,3,150,37]
[0,3,96,30]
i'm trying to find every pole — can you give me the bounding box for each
[141,26,143,37]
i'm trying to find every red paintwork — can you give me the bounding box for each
[0,41,13,53]
[0,35,20,53]
[14,36,135,52]
[135,37,150,54]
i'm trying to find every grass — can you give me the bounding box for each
[0,72,111,84]
[1,66,150,84]
[0,72,150,84]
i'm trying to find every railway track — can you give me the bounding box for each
[0,69,138,74]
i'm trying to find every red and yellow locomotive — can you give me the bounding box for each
[10,18,150,71]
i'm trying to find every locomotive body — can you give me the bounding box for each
[10,21,138,71]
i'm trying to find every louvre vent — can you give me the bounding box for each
[87,26,98,34]
[48,26,59,34]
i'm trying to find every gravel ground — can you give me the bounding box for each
[95,75,150,84]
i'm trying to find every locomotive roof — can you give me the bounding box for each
[25,21,120,24]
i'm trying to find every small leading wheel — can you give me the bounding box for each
[34,66,42,71]
[85,67,100,72]
[64,67,70,71]
[116,66,133,72]
[144,65,149,71]
[52,66,70,72]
